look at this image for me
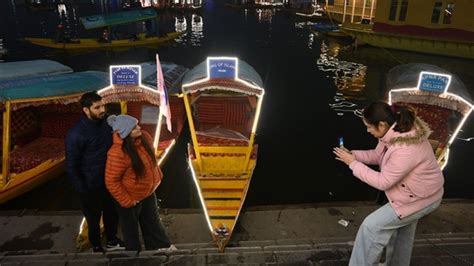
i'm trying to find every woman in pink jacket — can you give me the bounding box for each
[334,101,444,266]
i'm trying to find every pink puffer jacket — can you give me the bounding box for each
[349,118,444,219]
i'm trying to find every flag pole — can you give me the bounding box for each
[154,53,172,153]
[154,111,163,151]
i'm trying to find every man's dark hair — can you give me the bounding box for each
[80,91,102,108]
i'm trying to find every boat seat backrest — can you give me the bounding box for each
[39,104,81,139]
[6,107,41,147]
[396,102,451,148]
[195,97,252,136]
[10,137,65,173]
[126,99,185,141]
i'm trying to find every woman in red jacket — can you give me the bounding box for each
[105,114,177,252]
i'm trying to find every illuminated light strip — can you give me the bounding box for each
[77,217,86,238]
[182,57,265,93]
[388,88,474,111]
[447,107,473,146]
[251,96,263,134]
[188,159,214,232]
[417,71,452,94]
[158,139,176,166]
[97,85,113,95]
[441,148,449,170]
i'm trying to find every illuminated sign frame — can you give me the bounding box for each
[416,71,452,93]
[182,56,264,91]
[110,65,140,86]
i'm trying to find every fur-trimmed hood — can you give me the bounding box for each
[381,117,432,146]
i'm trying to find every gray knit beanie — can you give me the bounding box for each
[107,114,138,139]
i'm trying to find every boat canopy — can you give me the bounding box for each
[182,59,264,96]
[0,71,108,104]
[140,61,189,94]
[0,60,73,81]
[386,63,473,115]
[80,8,157,30]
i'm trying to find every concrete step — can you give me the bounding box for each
[1,233,473,265]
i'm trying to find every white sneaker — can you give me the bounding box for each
[156,244,178,252]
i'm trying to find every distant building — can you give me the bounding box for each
[341,0,474,59]
[324,0,377,23]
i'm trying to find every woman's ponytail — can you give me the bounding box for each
[393,105,415,133]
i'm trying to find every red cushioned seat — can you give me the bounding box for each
[194,96,252,142]
[11,137,65,173]
[41,113,80,138]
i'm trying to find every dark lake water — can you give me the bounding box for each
[1,0,473,210]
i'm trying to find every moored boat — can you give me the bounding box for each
[181,57,265,252]
[0,67,109,204]
[24,32,182,50]
[24,8,182,50]
[385,63,473,169]
[310,22,349,38]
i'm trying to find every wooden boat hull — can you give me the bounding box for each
[181,57,265,251]
[341,26,474,59]
[24,32,182,50]
[0,159,64,204]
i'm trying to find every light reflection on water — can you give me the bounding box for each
[174,13,203,46]
[256,8,274,24]
[317,40,366,117]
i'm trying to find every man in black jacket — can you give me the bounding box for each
[66,91,124,252]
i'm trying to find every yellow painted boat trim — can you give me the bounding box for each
[0,159,65,204]
[24,32,183,50]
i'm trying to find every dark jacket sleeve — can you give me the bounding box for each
[65,130,87,193]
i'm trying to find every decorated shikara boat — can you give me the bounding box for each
[76,60,189,250]
[181,57,265,251]
[0,61,109,204]
[24,8,182,50]
[386,63,473,169]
